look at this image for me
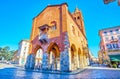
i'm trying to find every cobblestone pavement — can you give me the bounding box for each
[0,66,120,79]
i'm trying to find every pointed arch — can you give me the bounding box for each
[34,45,43,55]
[34,45,43,66]
[71,44,78,70]
[71,44,76,58]
[47,43,60,57]
[47,42,60,70]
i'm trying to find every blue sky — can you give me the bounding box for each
[0,0,120,57]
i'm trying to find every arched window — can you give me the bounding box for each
[117,35,120,40]
[51,26,57,30]
[115,29,120,34]
[72,26,75,35]
[74,17,76,20]
[35,48,43,65]
[105,37,109,41]
[110,30,113,34]
[111,36,114,40]
[103,31,107,35]
[51,21,57,30]
[77,16,80,19]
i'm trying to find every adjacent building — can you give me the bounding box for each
[25,3,89,71]
[89,50,97,65]
[17,40,30,66]
[12,50,18,64]
[99,26,120,64]
[98,50,103,64]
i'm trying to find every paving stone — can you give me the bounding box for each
[1,64,120,79]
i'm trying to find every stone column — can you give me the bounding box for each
[83,54,87,67]
[74,56,77,70]
[60,32,70,71]
[79,55,82,68]
[68,48,72,71]
[79,55,81,68]
[25,54,35,69]
[42,52,49,70]
[60,49,70,71]
[79,54,82,68]
[83,55,86,67]
[76,51,79,68]
[81,54,84,68]
[56,58,60,70]
[84,56,87,67]
[80,56,83,68]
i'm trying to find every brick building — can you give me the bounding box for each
[17,40,30,66]
[25,3,89,71]
[99,26,120,64]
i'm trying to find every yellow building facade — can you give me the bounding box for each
[25,3,89,71]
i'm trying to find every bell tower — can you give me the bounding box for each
[72,7,86,36]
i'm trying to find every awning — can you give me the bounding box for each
[109,55,120,61]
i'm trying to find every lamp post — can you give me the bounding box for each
[103,0,120,6]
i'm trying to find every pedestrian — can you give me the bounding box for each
[118,63,120,68]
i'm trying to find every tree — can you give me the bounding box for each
[0,46,15,61]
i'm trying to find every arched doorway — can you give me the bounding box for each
[71,44,77,70]
[47,43,60,70]
[34,46,43,69]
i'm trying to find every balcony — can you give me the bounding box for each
[39,33,49,44]
[38,24,50,44]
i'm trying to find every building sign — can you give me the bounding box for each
[106,43,119,50]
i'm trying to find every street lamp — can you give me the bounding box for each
[103,0,120,6]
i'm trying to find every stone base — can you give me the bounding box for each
[25,49,71,72]
[42,52,49,70]
[25,54,35,69]
[60,49,70,71]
